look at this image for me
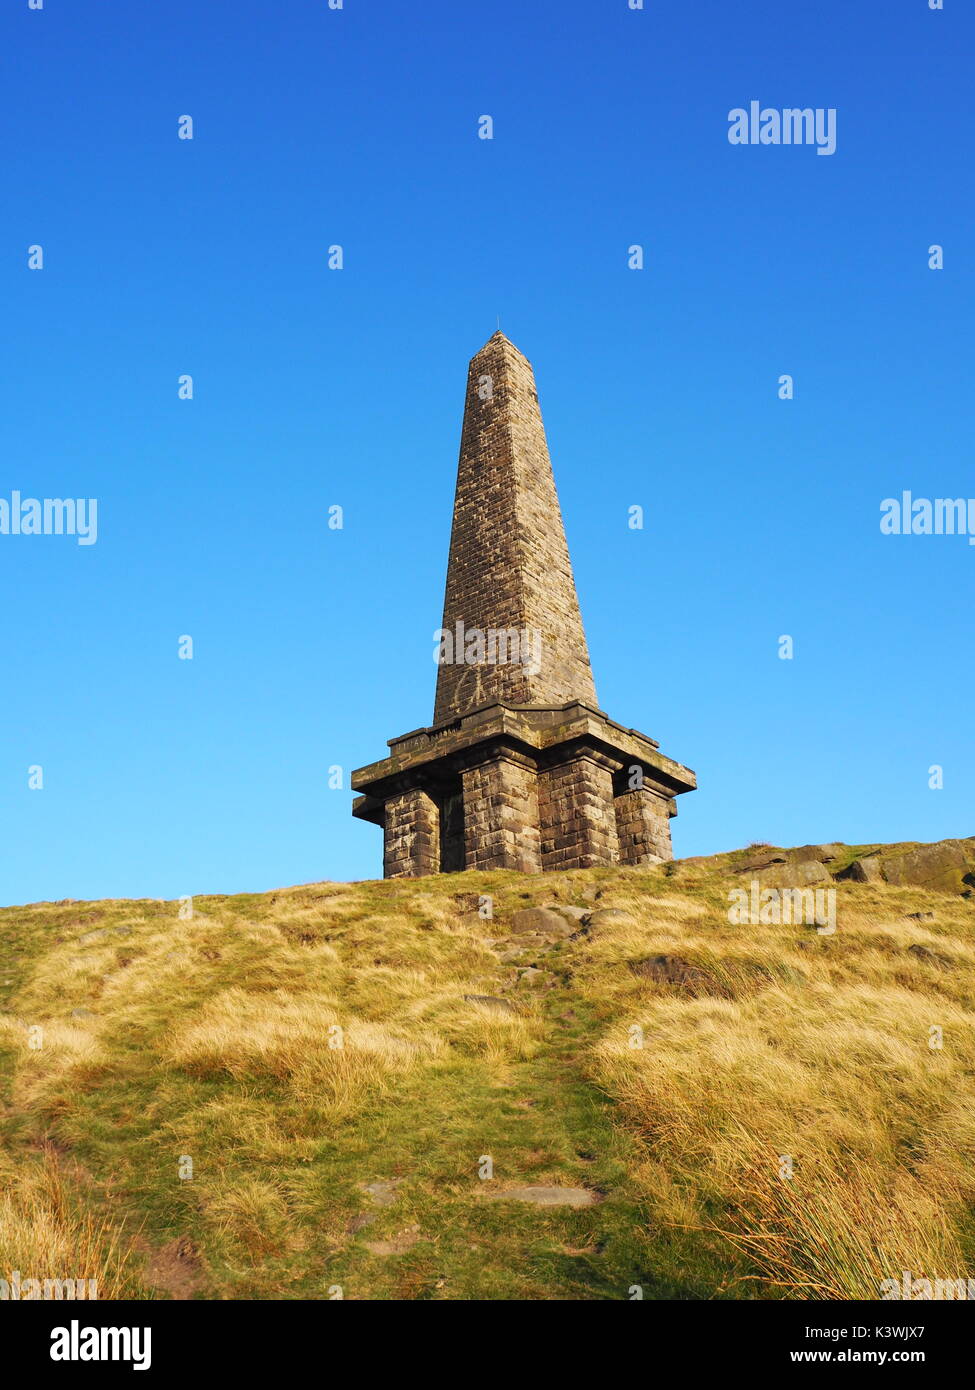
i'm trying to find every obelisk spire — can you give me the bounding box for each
[433,332,598,724]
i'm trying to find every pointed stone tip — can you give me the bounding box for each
[471,329,527,361]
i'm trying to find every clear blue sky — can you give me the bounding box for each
[3,0,972,905]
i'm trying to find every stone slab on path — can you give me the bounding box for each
[481,1185,599,1208]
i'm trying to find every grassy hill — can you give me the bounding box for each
[2,840,974,1301]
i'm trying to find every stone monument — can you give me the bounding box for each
[351,332,696,877]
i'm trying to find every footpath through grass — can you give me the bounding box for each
[2,851,974,1299]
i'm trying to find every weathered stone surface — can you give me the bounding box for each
[511,907,574,937]
[462,752,540,872]
[631,956,706,989]
[364,1225,421,1256]
[501,931,551,952]
[350,1178,404,1232]
[615,787,673,864]
[539,752,620,870]
[541,903,590,923]
[837,841,974,896]
[586,908,631,931]
[383,787,439,879]
[434,333,598,723]
[841,855,885,883]
[881,842,971,895]
[517,967,548,986]
[756,859,831,889]
[482,1186,598,1208]
[736,848,788,873]
[631,956,728,1000]
[360,1179,401,1208]
[790,843,844,863]
[907,943,953,969]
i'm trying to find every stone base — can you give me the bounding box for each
[462,750,541,872]
[352,700,694,879]
[539,751,619,869]
[382,786,440,879]
[614,786,675,864]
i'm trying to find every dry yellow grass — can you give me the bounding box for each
[587,876,975,1297]
[0,1146,141,1300]
[1,852,972,1299]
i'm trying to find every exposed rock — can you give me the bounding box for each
[882,842,972,895]
[350,1178,404,1232]
[70,1008,96,1020]
[629,955,720,996]
[790,843,844,863]
[364,1224,421,1256]
[510,908,575,938]
[497,947,528,965]
[840,855,885,884]
[907,944,953,970]
[481,1185,599,1208]
[833,841,975,896]
[517,967,548,986]
[497,931,548,951]
[360,1179,401,1207]
[736,848,788,873]
[586,908,631,932]
[541,904,590,924]
[453,893,482,915]
[738,844,844,876]
[755,859,831,889]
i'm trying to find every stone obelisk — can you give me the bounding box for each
[352,332,696,877]
[434,333,597,721]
